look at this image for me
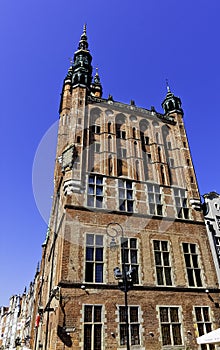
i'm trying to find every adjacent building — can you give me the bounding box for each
[203,192,220,286]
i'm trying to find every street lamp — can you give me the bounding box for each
[106,223,135,350]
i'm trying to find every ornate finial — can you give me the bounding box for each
[166,79,171,93]
[78,24,89,50]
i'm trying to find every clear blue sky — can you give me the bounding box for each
[0,0,219,306]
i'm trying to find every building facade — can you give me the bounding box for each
[33,27,220,350]
[203,192,220,286]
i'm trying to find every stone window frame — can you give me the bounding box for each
[118,179,134,213]
[173,188,189,219]
[83,304,104,350]
[153,239,173,286]
[84,233,104,284]
[118,305,141,346]
[157,305,183,347]
[182,242,203,287]
[146,183,163,216]
[193,306,215,350]
[87,174,104,209]
[120,237,140,285]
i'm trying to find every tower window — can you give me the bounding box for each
[173,188,189,219]
[159,307,183,346]
[144,136,149,145]
[108,122,111,134]
[147,184,163,216]
[132,127,136,138]
[153,240,172,286]
[119,306,140,346]
[83,305,103,350]
[85,234,104,283]
[182,243,202,287]
[121,238,139,284]
[94,142,101,153]
[87,175,103,208]
[77,136,81,143]
[167,141,172,150]
[118,179,134,212]
[169,158,174,167]
[117,130,126,139]
[92,125,101,134]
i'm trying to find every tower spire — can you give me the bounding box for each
[71,25,93,89]
[90,67,103,97]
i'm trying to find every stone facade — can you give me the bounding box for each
[31,27,220,350]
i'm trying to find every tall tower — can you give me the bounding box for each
[35,28,219,350]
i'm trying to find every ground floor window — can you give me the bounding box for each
[119,306,140,346]
[159,306,183,346]
[84,305,102,350]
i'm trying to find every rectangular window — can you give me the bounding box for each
[173,188,189,219]
[194,307,215,350]
[121,238,139,284]
[84,305,102,350]
[182,243,202,287]
[118,180,134,212]
[119,306,140,346]
[85,234,104,283]
[87,175,103,208]
[169,158,174,167]
[159,307,183,346]
[147,184,162,216]
[153,240,172,286]
[117,130,126,139]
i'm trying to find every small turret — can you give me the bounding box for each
[90,68,103,97]
[162,82,183,115]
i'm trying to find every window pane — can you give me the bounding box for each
[120,325,127,345]
[131,325,140,345]
[163,252,170,266]
[195,269,202,287]
[86,234,94,245]
[89,176,95,184]
[84,325,92,350]
[154,240,160,250]
[192,254,198,267]
[203,308,209,322]
[161,241,168,251]
[127,201,133,212]
[85,263,93,282]
[95,264,103,283]
[94,325,101,350]
[195,307,202,322]
[187,269,195,286]
[130,307,138,322]
[96,186,103,196]
[119,307,126,323]
[86,247,94,261]
[170,308,179,322]
[165,268,172,285]
[130,250,137,263]
[156,267,164,285]
[127,190,133,199]
[160,308,168,322]
[130,239,137,249]
[87,196,94,207]
[155,252,162,265]
[94,306,102,322]
[172,324,182,345]
[161,324,171,345]
[84,306,93,322]
[126,181,132,189]
[95,248,103,261]
[88,185,94,194]
[96,176,102,185]
[96,235,103,246]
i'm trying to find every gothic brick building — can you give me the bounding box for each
[34,26,220,350]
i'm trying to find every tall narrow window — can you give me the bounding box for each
[147,184,163,216]
[194,307,215,350]
[121,238,139,284]
[182,243,202,287]
[84,305,102,350]
[153,240,172,286]
[159,307,183,346]
[85,234,104,283]
[87,175,103,208]
[119,306,140,346]
[173,188,189,219]
[118,180,134,212]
